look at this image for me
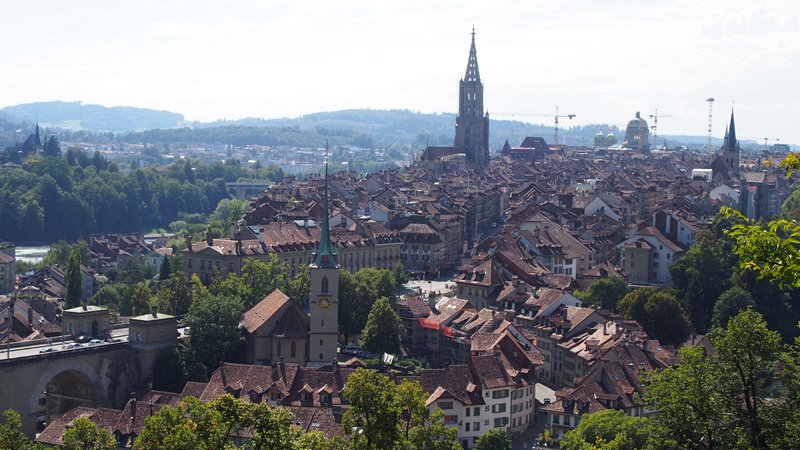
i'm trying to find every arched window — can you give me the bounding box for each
[321,276,329,294]
[291,342,296,358]
[277,341,282,357]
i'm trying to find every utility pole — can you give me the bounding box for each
[705,98,715,153]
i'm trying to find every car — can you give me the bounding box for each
[38,347,55,353]
[88,339,103,345]
[65,343,83,349]
[75,335,91,343]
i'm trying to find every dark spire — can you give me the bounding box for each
[464,27,481,83]
[312,144,338,269]
[727,109,737,148]
[34,119,42,149]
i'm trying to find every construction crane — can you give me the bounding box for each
[705,97,715,153]
[499,107,576,146]
[648,109,672,149]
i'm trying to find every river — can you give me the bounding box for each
[14,245,50,264]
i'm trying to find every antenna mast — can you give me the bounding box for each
[705,98,715,153]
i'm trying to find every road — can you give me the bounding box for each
[2,327,188,361]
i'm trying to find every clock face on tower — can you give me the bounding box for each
[318,297,331,310]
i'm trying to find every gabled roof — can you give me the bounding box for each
[241,289,290,333]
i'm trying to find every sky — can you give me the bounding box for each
[2,0,799,145]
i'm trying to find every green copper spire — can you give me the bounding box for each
[312,146,338,268]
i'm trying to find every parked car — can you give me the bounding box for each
[88,339,103,345]
[75,335,91,343]
[38,347,55,353]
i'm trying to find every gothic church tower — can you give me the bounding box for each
[308,152,339,365]
[454,28,490,170]
[720,110,740,176]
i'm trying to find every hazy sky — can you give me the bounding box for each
[2,0,798,144]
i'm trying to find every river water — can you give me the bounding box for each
[14,245,50,264]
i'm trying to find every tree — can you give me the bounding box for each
[338,270,377,344]
[159,254,171,281]
[575,276,629,311]
[559,409,655,450]
[42,136,61,158]
[130,282,153,316]
[644,309,795,450]
[712,286,755,328]
[295,432,349,450]
[722,205,800,288]
[617,289,692,346]
[212,256,291,310]
[65,246,83,308]
[644,345,732,450]
[184,293,245,378]
[474,428,512,450]
[155,273,206,316]
[361,297,403,355]
[0,410,45,450]
[670,236,731,332]
[342,369,400,450]
[61,417,116,450]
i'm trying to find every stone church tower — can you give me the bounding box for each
[308,153,340,365]
[454,28,490,170]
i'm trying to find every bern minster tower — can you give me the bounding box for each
[454,28,490,170]
[308,151,340,365]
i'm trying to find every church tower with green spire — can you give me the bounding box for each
[308,150,340,365]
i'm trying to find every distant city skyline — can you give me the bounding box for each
[2,0,798,145]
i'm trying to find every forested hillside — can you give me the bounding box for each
[0,150,283,243]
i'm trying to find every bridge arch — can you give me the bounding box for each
[28,360,102,432]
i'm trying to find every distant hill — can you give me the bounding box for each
[189,109,620,150]
[1,101,185,132]
[2,103,742,151]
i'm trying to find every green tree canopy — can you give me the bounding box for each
[64,246,83,309]
[184,293,245,379]
[712,286,755,328]
[574,276,629,311]
[617,289,692,346]
[474,428,512,450]
[61,416,116,450]
[559,409,655,450]
[360,297,403,355]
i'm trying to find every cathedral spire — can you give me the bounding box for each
[464,27,481,83]
[727,109,737,149]
[312,144,337,269]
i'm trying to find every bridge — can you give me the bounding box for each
[226,181,273,200]
[0,307,181,437]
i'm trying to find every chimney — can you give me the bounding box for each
[151,306,157,318]
[186,234,193,252]
[206,232,213,246]
[603,322,607,335]
[427,291,438,313]
[258,227,264,244]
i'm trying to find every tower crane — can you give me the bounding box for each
[648,109,672,149]
[500,106,576,146]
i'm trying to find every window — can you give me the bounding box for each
[320,339,324,346]
[474,422,480,431]
[491,389,509,399]
[493,417,509,428]
[277,341,282,356]
[438,401,454,410]
[319,353,323,360]
[492,403,506,413]
[321,276,329,294]
[466,422,470,431]
[466,408,470,417]
[474,407,480,416]
[321,319,324,327]
[291,342,296,358]
[200,260,205,269]
[553,414,560,425]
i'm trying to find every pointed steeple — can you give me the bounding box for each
[312,145,338,269]
[34,120,42,149]
[727,109,737,148]
[464,26,481,83]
